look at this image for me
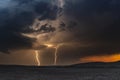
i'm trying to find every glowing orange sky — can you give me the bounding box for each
[80,54,120,63]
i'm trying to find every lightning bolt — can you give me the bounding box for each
[54,44,62,65]
[54,47,58,65]
[45,44,63,65]
[35,50,40,66]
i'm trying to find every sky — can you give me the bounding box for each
[0,0,120,66]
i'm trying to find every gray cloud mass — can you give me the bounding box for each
[0,0,120,60]
[0,0,60,53]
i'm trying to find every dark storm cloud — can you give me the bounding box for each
[0,0,59,53]
[59,0,120,59]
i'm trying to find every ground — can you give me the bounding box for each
[0,66,119,80]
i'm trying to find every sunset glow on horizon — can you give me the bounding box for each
[80,54,120,63]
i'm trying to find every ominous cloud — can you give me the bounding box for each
[59,0,120,59]
[0,0,60,53]
[1,0,120,65]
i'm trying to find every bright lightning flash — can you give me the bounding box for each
[35,50,40,66]
[45,44,62,65]
[47,44,54,48]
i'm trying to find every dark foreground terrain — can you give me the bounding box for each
[0,62,120,80]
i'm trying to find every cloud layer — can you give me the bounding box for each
[61,0,120,56]
[0,0,60,53]
[0,0,120,64]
